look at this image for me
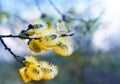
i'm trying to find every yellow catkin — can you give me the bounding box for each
[28,40,51,52]
[56,20,69,35]
[25,67,43,81]
[19,56,59,82]
[36,28,56,36]
[54,37,73,56]
[28,18,49,36]
[23,55,38,66]
[38,61,58,80]
[27,26,48,37]
[38,28,59,47]
[40,35,58,47]
[28,40,42,53]
[28,28,59,47]
[19,30,27,40]
[19,67,31,83]
[27,29,35,36]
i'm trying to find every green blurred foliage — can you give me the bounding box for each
[0,11,10,23]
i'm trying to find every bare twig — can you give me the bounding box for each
[0,33,74,39]
[34,0,46,18]
[14,14,28,24]
[60,33,75,37]
[48,0,104,23]
[48,0,63,15]
[0,34,41,40]
[35,0,42,12]
[0,37,24,65]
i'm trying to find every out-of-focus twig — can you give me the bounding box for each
[48,0,63,15]
[34,0,42,12]
[48,0,104,23]
[14,14,28,24]
[84,9,105,35]
[34,0,46,18]
[48,0,68,22]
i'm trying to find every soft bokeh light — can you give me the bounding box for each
[92,0,120,51]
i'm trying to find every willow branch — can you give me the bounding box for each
[34,0,46,18]
[0,37,24,65]
[60,32,75,37]
[0,33,74,39]
[48,0,63,15]
[48,0,80,21]
[0,34,41,40]
[35,0,42,12]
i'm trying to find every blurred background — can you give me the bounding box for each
[0,0,120,84]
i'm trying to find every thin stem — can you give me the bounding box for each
[0,33,74,39]
[34,0,47,18]
[48,0,78,21]
[35,0,42,12]
[48,0,63,15]
[60,32,75,37]
[14,14,28,24]
[0,34,41,40]
[0,37,24,65]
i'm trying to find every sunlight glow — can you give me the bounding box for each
[92,0,120,51]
